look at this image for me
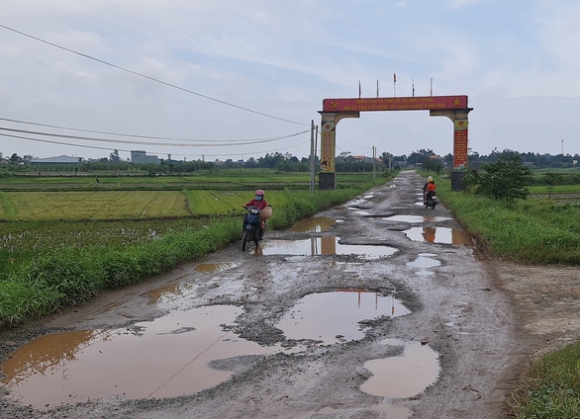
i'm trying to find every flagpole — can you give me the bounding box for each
[393,73,396,97]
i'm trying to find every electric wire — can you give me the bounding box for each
[0,126,309,147]
[0,117,305,143]
[0,23,309,127]
[0,132,311,159]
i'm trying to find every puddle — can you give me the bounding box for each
[257,237,397,259]
[290,217,335,233]
[195,262,238,274]
[384,215,451,223]
[1,305,291,408]
[147,282,197,305]
[276,291,410,344]
[360,339,440,398]
[407,254,441,269]
[404,227,475,246]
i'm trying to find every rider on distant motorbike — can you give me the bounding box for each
[244,189,269,239]
[422,176,433,203]
[425,177,436,203]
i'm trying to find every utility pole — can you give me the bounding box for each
[372,146,377,183]
[310,120,316,195]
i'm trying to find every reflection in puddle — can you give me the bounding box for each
[257,237,397,259]
[1,305,290,408]
[407,254,441,269]
[195,262,238,274]
[290,217,335,233]
[360,339,439,398]
[276,291,410,344]
[384,215,451,223]
[404,227,475,246]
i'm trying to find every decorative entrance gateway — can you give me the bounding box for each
[319,95,473,191]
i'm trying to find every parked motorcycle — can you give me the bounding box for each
[425,192,438,210]
[242,206,262,251]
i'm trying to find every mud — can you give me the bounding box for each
[1,171,579,419]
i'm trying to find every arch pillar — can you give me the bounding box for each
[318,111,360,190]
[430,108,473,191]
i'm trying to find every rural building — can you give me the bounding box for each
[131,150,160,164]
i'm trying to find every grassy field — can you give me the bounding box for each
[0,169,391,329]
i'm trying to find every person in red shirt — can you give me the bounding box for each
[244,189,269,239]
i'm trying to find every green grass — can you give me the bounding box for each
[436,179,580,264]
[511,342,580,419]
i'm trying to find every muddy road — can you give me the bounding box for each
[3,170,576,419]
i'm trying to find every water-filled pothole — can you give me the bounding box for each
[0,305,289,408]
[195,262,238,274]
[257,237,397,259]
[148,282,197,305]
[407,254,441,269]
[290,217,335,233]
[275,291,410,344]
[404,227,475,246]
[360,339,440,398]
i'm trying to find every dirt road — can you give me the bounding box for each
[1,171,579,419]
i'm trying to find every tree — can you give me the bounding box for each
[463,155,532,204]
[109,149,121,162]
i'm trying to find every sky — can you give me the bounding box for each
[1,0,579,162]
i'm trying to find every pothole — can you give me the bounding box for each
[290,217,335,233]
[360,339,440,398]
[148,282,198,305]
[403,227,475,246]
[0,305,291,409]
[256,237,397,259]
[195,262,239,274]
[275,291,410,345]
[406,254,441,269]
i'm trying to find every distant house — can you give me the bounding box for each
[30,155,80,165]
[344,155,366,163]
[131,150,160,164]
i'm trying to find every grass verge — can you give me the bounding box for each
[436,179,580,264]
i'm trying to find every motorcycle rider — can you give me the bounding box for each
[425,177,437,205]
[422,176,433,204]
[244,189,269,239]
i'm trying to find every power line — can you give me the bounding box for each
[0,132,311,159]
[0,117,303,143]
[0,126,309,147]
[0,23,309,127]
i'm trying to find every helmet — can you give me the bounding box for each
[427,176,433,181]
[255,189,265,196]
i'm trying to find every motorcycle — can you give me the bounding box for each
[242,206,262,251]
[425,192,438,210]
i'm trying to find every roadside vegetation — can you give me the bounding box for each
[430,157,580,418]
[0,168,396,330]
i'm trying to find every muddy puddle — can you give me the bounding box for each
[406,254,441,277]
[404,227,475,246]
[360,339,439,399]
[275,291,410,344]
[0,305,293,408]
[290,217,335,233]
[195,262,239,274]
[147,282,198,305]
[257,237,397,259]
